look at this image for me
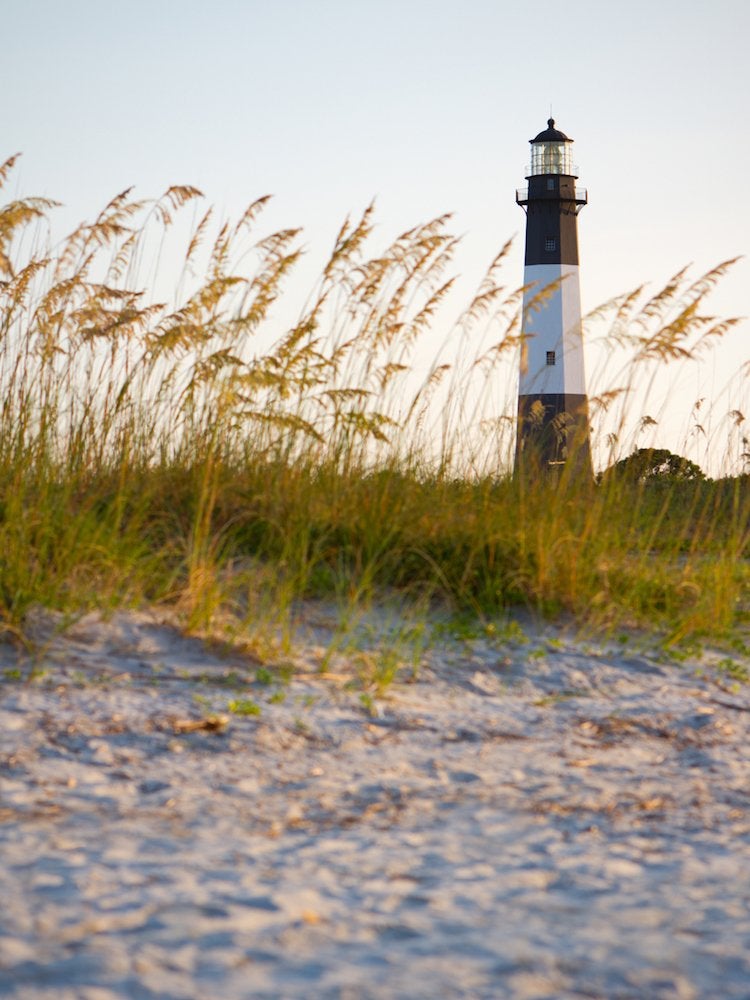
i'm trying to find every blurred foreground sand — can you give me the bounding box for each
[1,607,749,999]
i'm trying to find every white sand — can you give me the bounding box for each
[1,605,749,999]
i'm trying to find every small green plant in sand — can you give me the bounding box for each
[0,154,747,673]
[534,688,590,707]
[716,657,749,684]
[354,648,404,696]
[318,595,429,694]
[359,691,379,717]
[227,698,262,717]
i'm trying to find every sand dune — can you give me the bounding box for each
[1,606,749,998]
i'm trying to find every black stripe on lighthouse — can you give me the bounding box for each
[515,119,592,476]
[523,175,581,266]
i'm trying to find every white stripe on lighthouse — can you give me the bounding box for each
[519,263,586,396]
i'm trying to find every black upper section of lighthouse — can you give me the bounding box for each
[516,117,587,267]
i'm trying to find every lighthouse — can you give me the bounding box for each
[515,118,591,476]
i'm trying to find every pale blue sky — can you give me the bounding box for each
[4,0,749,469]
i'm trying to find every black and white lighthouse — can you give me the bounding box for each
[515,119,591,476]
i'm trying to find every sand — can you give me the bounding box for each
[1,604,749,999]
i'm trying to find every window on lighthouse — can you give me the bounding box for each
[546,351,556,366]
[545,238,556,251]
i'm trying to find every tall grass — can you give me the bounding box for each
[0,155,747,650]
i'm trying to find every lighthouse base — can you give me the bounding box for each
[515,393,592,478]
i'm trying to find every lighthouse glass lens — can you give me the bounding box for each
[531,142,572,176]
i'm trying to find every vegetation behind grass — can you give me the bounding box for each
[0,155,748,652]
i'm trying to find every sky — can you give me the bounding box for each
[3,0,749,473]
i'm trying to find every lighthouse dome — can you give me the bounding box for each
[530,118,572,144]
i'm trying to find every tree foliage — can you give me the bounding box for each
[604,448,706,483]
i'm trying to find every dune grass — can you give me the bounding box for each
[0,155,748,660]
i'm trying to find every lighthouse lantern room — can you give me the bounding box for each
[515,119,592,476]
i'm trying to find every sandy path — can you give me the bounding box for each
[1,608,749,999]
